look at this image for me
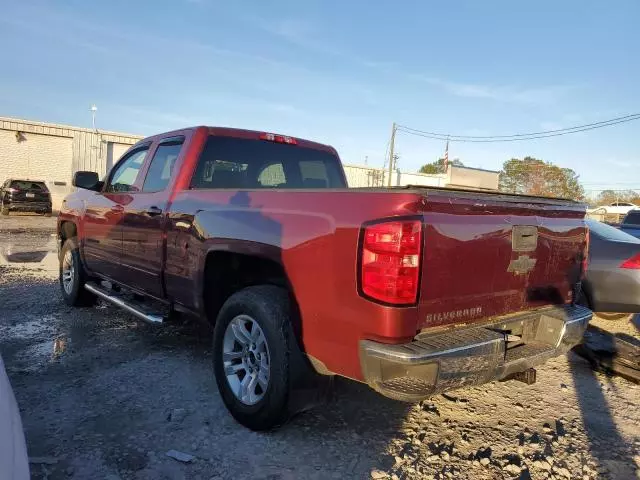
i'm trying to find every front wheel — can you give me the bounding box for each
[59,239,95,306]
[213,286,313,431]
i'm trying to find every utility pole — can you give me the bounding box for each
[388,122,396,186]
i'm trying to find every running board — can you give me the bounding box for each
[85,282,164,324]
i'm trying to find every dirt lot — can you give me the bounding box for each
[1,215,639,480]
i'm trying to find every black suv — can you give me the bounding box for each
[0,179,52,216]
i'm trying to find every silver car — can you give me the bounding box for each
[0,355,29,480]
[580,219,640,314]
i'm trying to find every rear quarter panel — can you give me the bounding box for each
[166,189,426,380]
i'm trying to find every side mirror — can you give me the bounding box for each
[72,171,101,191]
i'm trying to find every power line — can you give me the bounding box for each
[396,113,640,143]
[582,181,640,185]
[381,137,390,169]
[398,113,640,139]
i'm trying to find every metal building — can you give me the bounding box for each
[0,116,142,211]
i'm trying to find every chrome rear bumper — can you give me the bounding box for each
[359,304,592,401]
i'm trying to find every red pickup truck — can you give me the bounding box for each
[58,126,591,430]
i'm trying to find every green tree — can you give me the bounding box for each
[595,189,618,206]
[498,157,584,200]
[595,189,640,206]
[419,158,463,174]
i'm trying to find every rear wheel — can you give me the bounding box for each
[59,239,95,306]
[212,286,319,431]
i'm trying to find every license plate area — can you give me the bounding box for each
[26,193,35,198]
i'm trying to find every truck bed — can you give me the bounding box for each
[168,186,587,379]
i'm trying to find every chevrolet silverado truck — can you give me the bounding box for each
[58,126,592,430]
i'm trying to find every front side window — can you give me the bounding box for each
[107,148,148,193]
[190,136,345,189]
[142,139,184,192]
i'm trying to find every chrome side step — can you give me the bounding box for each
[85,282,164,324]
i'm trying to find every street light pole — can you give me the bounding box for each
[90,104,98,131]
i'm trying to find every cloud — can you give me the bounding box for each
[608,158,633,168]
[265,19,313,44]
[411,76,573,105]
[256,18,573,106]
[256,17,377,67]
[113,105,202,126]
[539,114,585,131]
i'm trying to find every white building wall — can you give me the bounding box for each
[397,171,448,187]
[343,164,387,187]
[0,130,73,184]
[0,130,74,211]
[0,116,142,211]
[448,166,499,190]
[111,143,131,165]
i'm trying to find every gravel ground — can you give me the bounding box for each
[1,216,639,480]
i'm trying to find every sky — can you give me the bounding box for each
[1,0,638,194]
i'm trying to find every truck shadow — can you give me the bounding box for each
[568,354,636,478]
[139,316,411,477]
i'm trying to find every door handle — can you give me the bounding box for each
[146,206,163,216]
[110,205,124,213]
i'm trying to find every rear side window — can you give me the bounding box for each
[10,181,48,191]
[190,136,345,189]
[142,138,184,192]
[624,210,640,225]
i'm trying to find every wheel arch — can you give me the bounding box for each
[200,242,302,337]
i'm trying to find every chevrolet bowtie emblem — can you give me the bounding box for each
[508,255,537,274]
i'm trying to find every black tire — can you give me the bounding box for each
[213,285,316,431]
[578,288,631,321]
[59,238,95,307]
[44,210,52,217]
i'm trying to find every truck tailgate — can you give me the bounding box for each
[417,190,587,330]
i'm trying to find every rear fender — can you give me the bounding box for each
[196,238,287,310]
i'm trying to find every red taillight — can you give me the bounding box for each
[360,220,422,305]
[621,253,640,269]
[260,132,297,145]
[7,187,18,193]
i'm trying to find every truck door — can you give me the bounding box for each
[82,146,149,279]
[118,137,185,299]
